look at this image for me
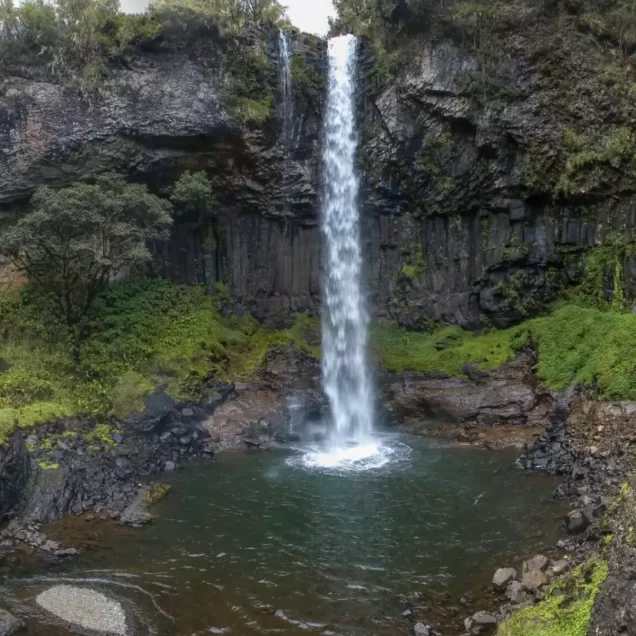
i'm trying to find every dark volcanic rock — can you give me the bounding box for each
[0,434,29,520]
[385,354,552,428]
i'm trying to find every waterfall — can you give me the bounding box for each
[278,30,293,214]
[321,35,374,447]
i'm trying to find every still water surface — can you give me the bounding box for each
[1,435,564,635]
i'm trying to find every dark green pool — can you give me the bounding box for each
[0,434,564,635]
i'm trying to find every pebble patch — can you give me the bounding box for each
[36,585,127,635]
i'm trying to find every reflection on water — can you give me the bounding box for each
[0,434,564,635]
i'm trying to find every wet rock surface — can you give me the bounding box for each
[385,353,553,436]
[0,608,23,636]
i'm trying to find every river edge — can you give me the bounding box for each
[0,350,633,635]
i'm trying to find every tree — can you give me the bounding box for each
[171,170,216,224]
[1,174,173,361]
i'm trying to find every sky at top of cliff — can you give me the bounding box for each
[118,0,335,35]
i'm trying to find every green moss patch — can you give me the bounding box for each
[145,482,171,506]
[498,559,608,636]
[372,322,521,376]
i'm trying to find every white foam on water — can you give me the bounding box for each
[286,438,412,474]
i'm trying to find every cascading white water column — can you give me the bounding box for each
[321,35,375,450]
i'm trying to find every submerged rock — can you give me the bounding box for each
[0,608,23,635]
[413,623,429,636]
[36,585,126,635]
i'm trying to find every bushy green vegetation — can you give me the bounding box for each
[529,304,636,399]
[153,0,289,35]
[0,280,325,444]
[0,174,173,362]
[374,302,636,401]
[0,0,289,95]
[222,44,275,124]
[498,558,608,636]
[0,0,162,93]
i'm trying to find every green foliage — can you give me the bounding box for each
[37,460,60,470]
[86,423,118,447]
[497,558,608,636]
[0,280,297,444]
[153,0,288,35]
[374,299,636,401]
[556,127,636,196]
[111,371,153,419]
[222,44,274,124]
[290,54,326,102]
[286,313,320,358]
[1,174,172,360]
[171,171,216,224]
[400,246,426,280]
[0,0,162,93]
[528,304,636,398]
[0,0,288,94]
[418,133,455,195]
[578,233,636,309]
[372,321,521,375]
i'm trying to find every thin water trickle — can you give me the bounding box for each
[279,30,293,216]
[317,35,375,468]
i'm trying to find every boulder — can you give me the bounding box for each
[118,488,151,527]
[466,611,498,633]
[493,568,517,590]
[521,569,548,591]
[523,555,549,573]
[567,509,590,534]
[505,580,532,604]
[0,608,23,636]
[414,623,430,636]
[551,559,569,576]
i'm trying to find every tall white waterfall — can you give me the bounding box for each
[278,30,293,215]
[321,35,374,447]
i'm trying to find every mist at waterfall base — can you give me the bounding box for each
[290,35,391,472]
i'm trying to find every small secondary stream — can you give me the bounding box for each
[0,437,565,636]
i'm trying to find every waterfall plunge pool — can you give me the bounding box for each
[0,433,565,636]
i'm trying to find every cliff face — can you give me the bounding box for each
[359,4,636,329]
[2,7,636,329]
[0,27,325,324]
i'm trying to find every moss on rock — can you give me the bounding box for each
[498,558,608,636]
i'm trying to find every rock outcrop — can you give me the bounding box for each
[384,354,553,429]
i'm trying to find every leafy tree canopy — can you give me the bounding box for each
[0,174,172,359]
[171,171,217,223]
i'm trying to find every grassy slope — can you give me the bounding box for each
[374,303,636,401]
[0,281,304,444]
